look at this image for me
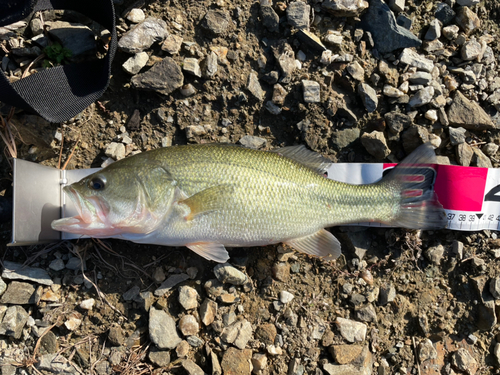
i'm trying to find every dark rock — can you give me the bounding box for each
[40,331,59,354]
[435,3,455,25]
[401,125,429,154]
[0,281,38,305]
[202,10,230,35]
[361,0,421,54]
[396,13,412,29]
[286,1,310,29]
[385,112,411,135]
[447,91,495,131]
[0,305,29,339]
[261,6,279,33]
[131,57,184,95]
[255,323,277,345]
[361,131,390,159]
[108,325,125,346]
[331,128,360,150]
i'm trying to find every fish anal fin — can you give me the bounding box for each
[271,145,331,174]
[186,242,229,263]
[179,185,233,220]
[285,229,341,260]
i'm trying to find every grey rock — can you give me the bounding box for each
[287,1,310,29]
[425,245,445,265]
[200,298,218,326]
[182,359,204,375]
[461,39,482,61]
[361,0,421,53]
[131,57,184,95]
[203,51,218,78]
[47,21,96,57]
[161,34,183,54]
[455,7,481,34]
[179,315,200,336]
[418,339,437,362]
[482,143,499,157]
[324,33,343,46]
[0,305,29,339]
[118,18,168,54]
[347,61,365,81]
[379,283,396,305]
[178,285,199,310]
[449,127,467,146]
[388,0,405,13]
[442,25,459,40]
[122,52,149,75]
[105,142,126,160]
[247,72,264,101]
[154,273,189,297]
[385,112,411,135]
[149,308,182,349]
[303,80,321,103]
[409,86,434,107]
[276,43,297,83]
[123,285,140,301]
[361,131,390,159]
[202,10,230,35]
[265,101,282,115]
[435,3,455,25]
[183,58,201,77]
[221,319,253,349]
[494,343,500,365]
[148,347,171,367]
[108,325,124,346]
[322,0,369,17]
[490,278,500,299]
[214,263,247,285]
[358,83,378,113]
[356,303,377,323]
[399,49,434,72]
[48,259,65,272]
[261,6,279,33]
[0,278,5,296]
[456,143,474,167]
[335,317,367,343]
[473,148,492,168]
[451,348,478,375]
[409,72,432,85]
[331,128,360,150]
[402,125,429,154]
[425,19,441,40]
[187,336,204,347]
[239,135,266,149]
[37,354,81,374]
[0,281,37,305]
[447,91,495,130]
[457,0,480,5]
[2,260,53,285]
[396,13,412,30]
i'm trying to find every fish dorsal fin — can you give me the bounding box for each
[271,145,331,174]
[179,185,234,220]
[186,242,230,263]
[285,229,341,260]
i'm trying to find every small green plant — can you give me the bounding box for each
[42,43,72,67]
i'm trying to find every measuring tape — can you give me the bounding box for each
[327,163,500,231]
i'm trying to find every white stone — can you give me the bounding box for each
[279,291,294,304]
[79,298,95,310]
[127,9,146,23]
[122,52,149,75]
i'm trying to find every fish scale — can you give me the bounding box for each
[52,143,447,262]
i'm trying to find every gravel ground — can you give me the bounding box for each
[1,0,500,374]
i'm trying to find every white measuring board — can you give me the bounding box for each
[327,162,500,231]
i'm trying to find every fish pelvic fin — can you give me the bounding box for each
[285,229,341,260]
[186,242,230,263]
[382,143,447,230]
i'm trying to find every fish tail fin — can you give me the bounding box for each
[381,143,446,230]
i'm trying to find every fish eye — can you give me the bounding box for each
[89,176,106,190]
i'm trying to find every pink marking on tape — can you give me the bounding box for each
[434,165,487,211]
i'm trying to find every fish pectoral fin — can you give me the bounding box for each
[285,229,341,260]
[186,242,229,263]
[271,145,331,174]
[179,185,234,220]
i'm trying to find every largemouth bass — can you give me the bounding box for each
[51,143,446,262]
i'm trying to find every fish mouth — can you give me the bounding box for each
[51,186,111,235]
